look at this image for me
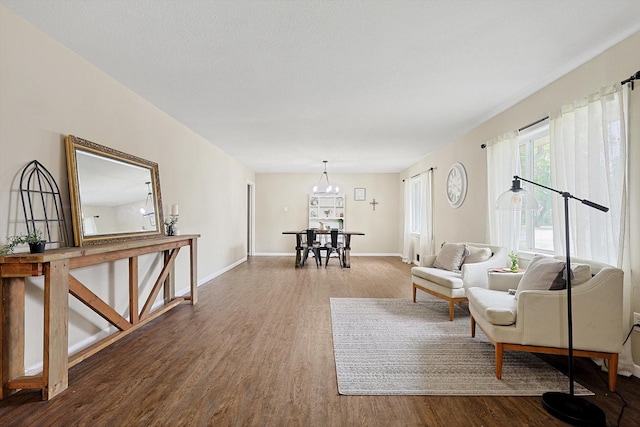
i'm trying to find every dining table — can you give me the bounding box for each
[282,229,365,268]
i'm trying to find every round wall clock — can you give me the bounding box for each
[445,162,468,208]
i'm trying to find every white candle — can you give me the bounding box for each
[171,204,179,216]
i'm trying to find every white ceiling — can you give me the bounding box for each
[2,1,639,173]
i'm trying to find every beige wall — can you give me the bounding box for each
[256,173,400,255]
[399,32,640,369]
[0,7,254,369]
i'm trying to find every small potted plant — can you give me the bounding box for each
[0,229,46,255]
[508,251,519,272]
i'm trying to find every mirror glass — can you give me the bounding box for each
[65,135,164,246]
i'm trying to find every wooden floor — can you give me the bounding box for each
[0,256,638,426]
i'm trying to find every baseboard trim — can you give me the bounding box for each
[195,256,247,288]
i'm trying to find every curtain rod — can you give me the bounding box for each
[518,116,549,132]
[621,70,640,90]
[402,167,435,182]
[480,116,549,149]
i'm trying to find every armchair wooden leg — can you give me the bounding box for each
[495,343,503,379]
[412,284,417,303]
[608,353,618,392]
[448,301,455,321]
[470,315,476,338]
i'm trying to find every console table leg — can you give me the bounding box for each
[42,260,69,400]
[190,238,198,305]
[1,277,25,399]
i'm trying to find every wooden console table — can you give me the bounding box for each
[0,234,199,400]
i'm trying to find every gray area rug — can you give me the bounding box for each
[330,297,592,396]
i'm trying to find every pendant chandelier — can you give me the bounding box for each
[313,160,339,194]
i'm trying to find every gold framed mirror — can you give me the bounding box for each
[65,135,164,246]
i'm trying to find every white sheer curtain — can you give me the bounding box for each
[550,83,632,376]
[401,179,414,264]
[486,131,520,251]
[419,170,434,265]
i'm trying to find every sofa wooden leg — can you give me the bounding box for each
[608,353,618,392]
[412,284,417,303]
[495,344,503,379]
[470,315,476,338]
[448,301,455,321]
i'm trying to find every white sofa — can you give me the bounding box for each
[467,255,623,392]
[411,242,508,320]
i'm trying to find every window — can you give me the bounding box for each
[518,121,553,252]
[410,177,421,234]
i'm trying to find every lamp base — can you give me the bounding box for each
[542,392,605,426]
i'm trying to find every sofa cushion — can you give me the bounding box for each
[571,263,592,286]
[411,267,463,289]
[467,287,517,326]
[515,255,566,299]
[463,245,492,264]
[433,242,468,271]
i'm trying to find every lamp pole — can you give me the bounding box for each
[509,176,608,426]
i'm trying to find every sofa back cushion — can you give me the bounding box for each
[515,255,566,299]
[433,242,468,271]
[462,245,492,264]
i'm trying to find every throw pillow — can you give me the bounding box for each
[514,255,566,299]
[570,263,591,286]
[463,246,492,264]
[433,242,468,271]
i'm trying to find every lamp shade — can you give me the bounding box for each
[496,177,540,211]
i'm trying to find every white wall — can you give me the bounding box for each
[0,6,254,369]
[399,32,640,368]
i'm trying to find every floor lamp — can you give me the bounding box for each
[497,175,609,426]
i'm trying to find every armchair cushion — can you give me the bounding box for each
[466,287,517,326]
[433,242,468,271]
[463,245,492,264]
[514,255,565,299]
[411,267,463,289]
[514,256,594,299]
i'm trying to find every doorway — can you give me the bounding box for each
[247,181,255,256]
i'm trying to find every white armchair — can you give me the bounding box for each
[467,256,623,392]
[411,242,508,320]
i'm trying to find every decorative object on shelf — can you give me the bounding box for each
[508,252,519,272]
[165,204,179,236]
[446,162,468,208]
[369,198,379,211]
[1,228,45,255]
[312,160,340,194]
[310,197,318,206]
[324,209,332,218]
[497,175,609,426]
[18,160,70,250]
[354,187,366,201]
[336,197,344,207]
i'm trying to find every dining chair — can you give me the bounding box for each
[301,229,321,268]
[323,228,344,268]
